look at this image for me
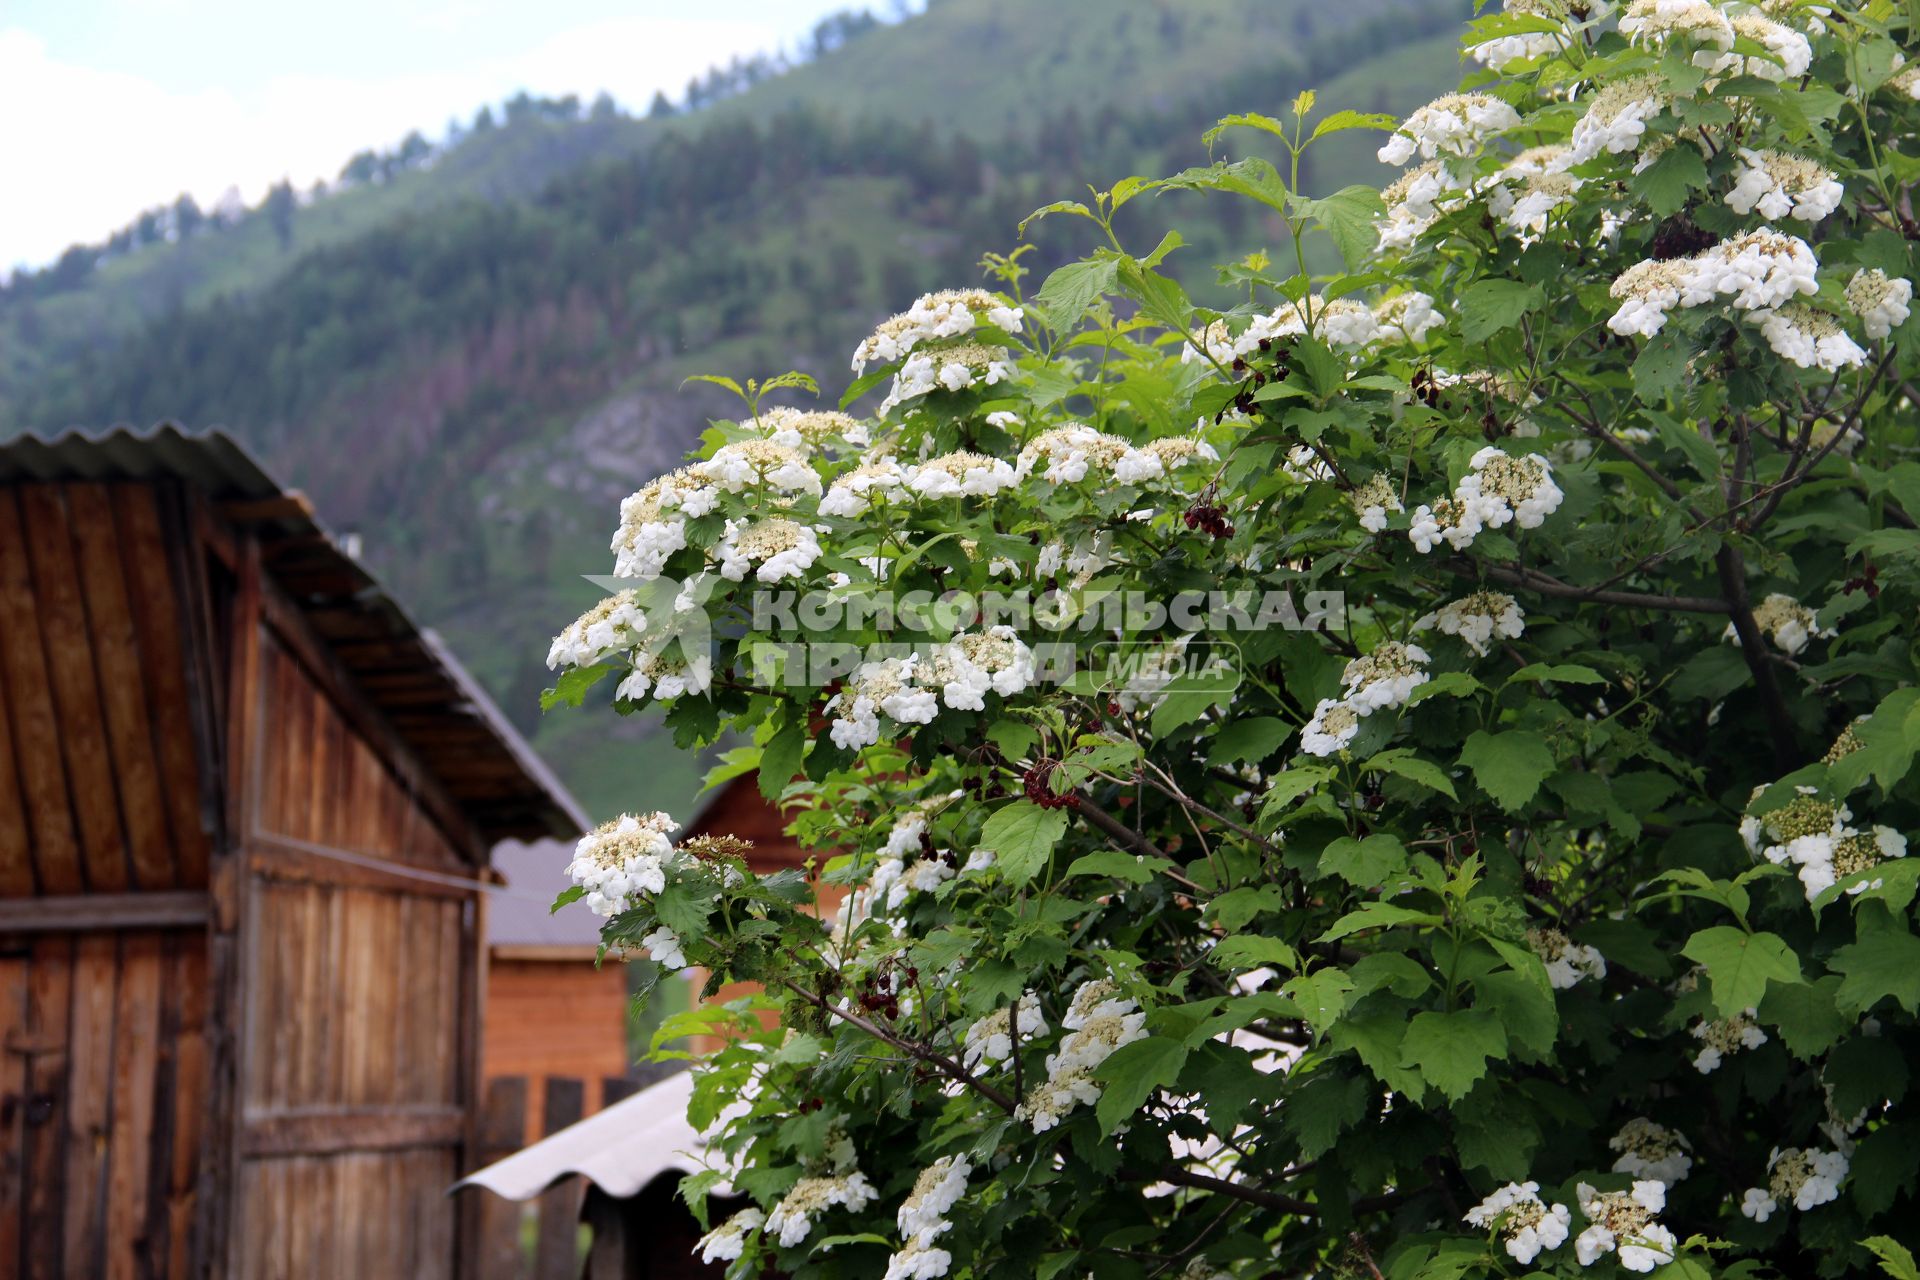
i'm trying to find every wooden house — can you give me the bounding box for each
[483,840,634,1142]
[0,426,584,1279]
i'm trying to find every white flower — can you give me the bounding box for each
[694,1207,765,1263]
[1409,496,1485,553]
[565,811,678,917]
[1726,149,1844,222]
[1378,92,1521,164]
[821,453,910,517]
[1724,592,1834,655]
[1349,473,1404,533]
[1757,305,1867,372]
[642,926,687,970]
[1342,641,1431,713]
[905,451,1019,498]
[1464,1181,1573,1265]
[1683,228,1820,312]
[1743,1147,1848,1220]
[1471,0,1566,66]
[853,288,1023,373]
[897,1154,971,1242]
[1847,268,1914,339]
[1377,162,1457,250]
[1529,926,1607,989]
[880,343,1016,415]
[1608,259,1690,338]
[1620,0,1734,49]
[1414,591,1524,657]
[751,406,869,450]
[692,440,823,498]
[1114,436,1219,486]
[1301,699,1360,757]
[611,469,712,580]
[1495,146,1584,240]
[548,590,647,670]
[1741,1186,1778,1222]
[766,1171,879,1247]
[716,517,823,583]
[1610,1118,1693,1184]
[964,996,1047,1069]
[1374,290,1444,342]
[1016,423,1132,484]
[1458,447,1563,530]
[1566,76,1667,165]
[1574,1181,1675,1272]
[1698,13,1812,79]
[1690,1008,1768,1072]
[1018,984,1147,1132]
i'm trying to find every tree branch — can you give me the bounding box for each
[1450,559,1732,614]
[780,980,1018,1113]
[1714,544,1798,771]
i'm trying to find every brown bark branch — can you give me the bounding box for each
[780,980,1018,1113]
[1714,544,1798,771]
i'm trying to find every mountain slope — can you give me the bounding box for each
[0,0,1465,819]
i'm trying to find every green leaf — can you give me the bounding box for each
[1458,730,1555,811]
[1035,258,1118,335]
[987,718,1039,762]
[1457,279,1543,343]
[1864,1236,1920,1280]
[1398,1009,1509,1102]
[650,881,709,937]
[758,720,806,802]
[1680,927,1802,1018]
[1654,413,1723,482]
[1318,902,1443,942]
[1472,969,1558,1057]
[1211,935,1301,972]
[1328,1005,1426,1099]
[1256,767,1332,827]
[542,662,615,710]
[1282,969,1356,1035]
[1349,952,1433,998]
[1283,1068,1370,1158]
[1317,834,1407,889]
[1830,928,1920,1016]
[1757,974,1852,1059]
[1294,185,1387,271]
[1065,849,1168,886]
[980,801,1069,884]
[549,885,585,914]
[1210,716,1292,765]
[1853,1127,1920,1218]
[1630,330,1692,403]
[1629,142,1709,216]
[1361,749,1458,799]
[1092,1037,1189,1133]
[1309,109,1399,141]
[1506,663,1606,686]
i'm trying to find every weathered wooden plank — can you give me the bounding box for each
[104,932,162,1280]
[0,490,82,895]
[167,936,209,1279]
[117,483,215,889]
[238,1106,468,1157]
[22,935,73,1280]
[0,651,33,897]
[474,1076,530,1280]
[245,836,481,899]
[294,880,329,1107]
[0,891,209,935]
[534,1077,587,1280]
[18,485,130,892]
[67,483,177,892]
[60,933,118,1276]
[0,955,28,1271]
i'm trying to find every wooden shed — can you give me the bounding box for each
[0,426,584,1279]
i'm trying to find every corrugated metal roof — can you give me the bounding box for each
[0,424,589,845]
[455,1069,719,1200]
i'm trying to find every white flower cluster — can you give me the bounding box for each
[1410,448,1564,553]
[852,288,1024,374]
[694,1207,765,1264]
[881,343,1017,416]
[1187,292,1442,364]
[905,450,1019,499]
[926,628,1038,711]
[1690,1008,1768,1072]
[612,468,718,580]
[963,994,1047,1070]
[869,851,954,917]
[766,1170,879,1247]
[1723,592,1833,655]
[1567,76,1667,165]
[1847,268,1914,339]
[1610,1118,1694,1184]
[1741,787,1908,900]
[1378,93,1522,164]
[1378,162,1459,251]
[1465,1181,1572,1265]
[820,452,910,517]
[830,656,939,750]
[826,629,1036,752]
[1016,423,1132,484]
[1725,149,1844,222]
[1607,229,1821,338]
[1574,1181,1677,1272]
[693,439,823,498]
[1416,591,1526,657]
[1698,12,1813,79]
[717,516,824,583]
[1758,305,1868,371]
[1019,980,1148,1133]
[753,405,871,450]
[1301,641,1432,758]
[1619,0,1734,51]
[1490,146,1583,241]
[1529,925,1607,989]
[1350,473,1405,533]
[547,590,647,671]
[884,1155,972,1280]
[1111,436,1221,486]
[1470,0,1566,66]
[1740,1146,1848,1222]
[565,811,678,917]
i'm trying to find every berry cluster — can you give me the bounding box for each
[1184,500,1235,540]
[1022,759,1079,810]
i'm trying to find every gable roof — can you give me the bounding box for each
[0,423,588,844]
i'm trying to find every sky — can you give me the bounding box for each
[0,0,882,272]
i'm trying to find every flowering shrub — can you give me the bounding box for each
[545,2,1920,1275]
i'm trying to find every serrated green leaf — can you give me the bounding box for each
[1318,833,1407,888]
[759,720,806,802]
[1757,974,1852,1058]
[1361,749,1458,799]
[1830,928,1920,1016]
[1066,849,1169,885]
[1457,279,1542,343]
[1680,926,1802,1017]
[1398,1009,1509,1102]
[981,801,1069,884]
[1282,968,1356,1035]
[1459,730,1555,811]
[1092,1037,1189,1133]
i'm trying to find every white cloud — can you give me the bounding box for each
[0,14,783,272]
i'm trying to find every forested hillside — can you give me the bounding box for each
[0,0,1461,816]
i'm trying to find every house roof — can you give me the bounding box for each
[0,424,589,845]
[456,1068,720,1200]
[488,838,603,948]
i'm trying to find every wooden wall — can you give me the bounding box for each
[227,629,483,1280]
[0,928,208,1279]
[0,482,213,897]
[483,955,630,1144]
